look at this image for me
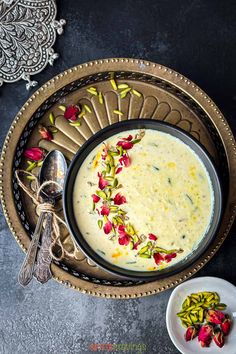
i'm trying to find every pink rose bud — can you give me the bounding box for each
[220,316,231,336]
[206,309,225,325]
[213,329,224,348]
[24,147,45,161]
[185,326,198,341]
[198,324,213,347]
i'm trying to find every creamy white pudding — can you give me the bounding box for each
[73,129,214,271]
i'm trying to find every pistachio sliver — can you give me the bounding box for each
[199,308,204,322]
[78,110,86,118]
[126,223,135,235]
[139,253,151,258]
[131,139,141,144]
[115,216,124,225]
[113,109,123,116]
[96,190,107,199]
[26,175,36,181]
[118,210,126,215]
[87,88,98,95]
[84,104,92,113]
[26,161,36,172]
[103,215,108,223]
[58,105,66,112]
[132,89,142,97]
[118,83,129,89]
[98,92,103,104]
[105,176,114,182]
[98,220,103,229]
[138,245,149,255]
[120,87,131,96]
[215,303,227,310]
[110,79,117,90]
[109,151,119,156]
[106,164,111,173]
[69,121,81,126]
[113,178,118,188]
[49,112,55,124]
[110,206,119,212]
[106,189,112,199]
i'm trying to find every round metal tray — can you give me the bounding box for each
[1,58,236,298]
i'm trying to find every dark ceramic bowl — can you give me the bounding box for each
[63,119,222,280]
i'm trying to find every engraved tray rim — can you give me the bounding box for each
[1,58,236,299]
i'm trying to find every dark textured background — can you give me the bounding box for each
[0,1,236,353]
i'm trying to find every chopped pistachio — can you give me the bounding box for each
[49,112,55,125]
[120,87,131,97]
[69,121,81,126]
[26,162,36,172]
[98,220,103,229]
[132,89,142,97]
[113,110,123,116]
[98,92,103,104]
[84,104,92,113]
[96,190,107,199]
[58,105,66,112]
[78,110,86,118]
[87,88,98,95]
[110,79,117,90]
[27,175,36,180]
[118,83,129,89]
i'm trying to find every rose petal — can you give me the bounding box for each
[92,194,100,203]
[69,114,77,121]
[221,317,231,336]
[98,172,108,190]
[133,242,140,250]
[164,253,177,263]
[198,325,213,347]
[116,141,133,150]
[153,252,164,265]
[24,147,44,161]
[121,134,133,141]
[103,220,112,234]
[119,154,131,167]
[118,225,126,233]
[64,105,80,120]
[101,204,110,216]
[115,167,123,174]
[113,193,127,205]
[213,330,224,348]
[206,310,225,325]
[185,326,198,341]
[39,126,53,141]
[118,234,130,246]
[148,233,157,241]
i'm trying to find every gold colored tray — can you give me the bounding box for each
[1,59,236,298]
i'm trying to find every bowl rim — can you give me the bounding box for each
[63,119,223,280]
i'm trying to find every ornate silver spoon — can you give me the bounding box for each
[18,150,67,286]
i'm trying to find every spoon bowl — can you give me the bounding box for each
[39,150,67,200]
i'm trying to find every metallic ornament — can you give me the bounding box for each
[0,0,66,89]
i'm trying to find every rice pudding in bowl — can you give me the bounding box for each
[63,120,222,280]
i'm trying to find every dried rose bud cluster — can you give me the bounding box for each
[186,311,231,348]
[178,291,232,349]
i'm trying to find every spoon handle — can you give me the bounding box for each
[34,212,53,284]
[18,212,45,286]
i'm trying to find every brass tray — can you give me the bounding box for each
[1,58,236,298]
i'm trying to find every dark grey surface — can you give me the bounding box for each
[0,1,236,353]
